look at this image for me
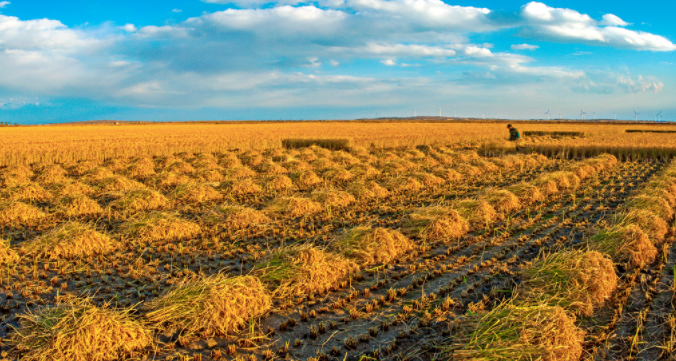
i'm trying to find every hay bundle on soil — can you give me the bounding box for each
[144,274,271,336]
[546,171,580,190]
[290,170,323,189]
[584,154,617,171]
[533,176,560,196]
[386,176,423,192]
[167,161,196,175]
[323,168,354,182]
[451,199,498,227]
[589,224,657,268]
[218,153,242,168]
[310,189,356,208]
[567,163,594,180]
[220,179,262,196]
[82,167,115,182]
[518,250,617,316]
[432,168,463,182]
[646,177,676,198]
[263,175,294,192]
[331,151,360,166]
[521,154,543,167]
[171,183,222,204]
[642,187,676,207]
[507,182,545,204]
[446,302,584,361]
[150,172,192,188]
[482,189,521,214]
[410,172,445,187]
[10,301,151,361]
[253,245,359,297]
[348,164,380,179]
[298,150,318,162]
[2,165,34,180]
[1,173,31,187]
[203,205,271,229]
[120,212,201,243]
[266,197,322,218]
[471,159,499,172]
[452,151,480,162]
[191,158,221,172]
[35,165,68,185]
[99,176,145,193]
[256,161,288,175]
[111,189,168,212]
[4,183,53,203]
[56,195,103,217]
[282,159,312,172]
[125,162,155,180]
[0,239,19,265]
[312,158,338,172]
[22,222,114,259]
[195,169,224,182]
[401,206,469,241]
[0,201,46,226]
[626,195,674,221]
[334,226,414,264]
[618,210,668,244]
[103,158,127,172]
[51,181,95,197]
[69,161,99,176]
[454,164,482,176]
[240,152,265,167]
[224,166,257,179]
[346,181,390,200]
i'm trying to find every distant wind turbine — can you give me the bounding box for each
[592,112,596,120]
[614,112,616,120]
[634,111,639,121]
[545,110,550,120]
[657,111,662,122]
[580,110,586,120]
[414,109,416,117]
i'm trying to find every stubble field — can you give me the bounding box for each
[0,121,675,361]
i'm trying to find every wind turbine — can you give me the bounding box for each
[580,110,586,120]
[439,108,441,117]
[657,111,662,122]
[414,109,416,117]
[545,110,550,120]
[634,111,639,121]
[614,112,616,120]
[592,112,596,120]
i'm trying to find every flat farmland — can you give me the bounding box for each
[0,122,676,361]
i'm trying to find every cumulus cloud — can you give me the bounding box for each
[120,24,137,32]
[0,2,9,8]
[172,9,182,13]
[511,43,539,50]
[520,2,675,51]
[380,59,396,66]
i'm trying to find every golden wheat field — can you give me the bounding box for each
[1,121,676,361]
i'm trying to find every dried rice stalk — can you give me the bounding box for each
[335,226,414,264]
[401,206,469,241]
[21,222,115,260]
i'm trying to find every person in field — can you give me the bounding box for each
[507,124,520,141]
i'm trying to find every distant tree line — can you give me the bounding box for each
[0,122,20,127]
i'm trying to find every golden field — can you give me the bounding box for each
[2,120,676,166]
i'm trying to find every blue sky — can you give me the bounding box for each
[0,0,674,123]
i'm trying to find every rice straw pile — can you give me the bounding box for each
[144,274,271,336]
[0,201,46,226]
[451,199,498,227]
[0,239,19,265]
[335,226,414,264]
[401,206,469,241]
[203,204,271,229]
[110,189,168,212]
[21,222,115,260]
[482,189,521,214]
[220,179,262,196]
[266,197,323,218]
[120,212,201,243]
[170,182,223,204]
[346,181,390,200]
[254,245,359,297]
[589,224,657,268]
[310,189,356,208]
[55,195,103,217]
[10,300,151,361]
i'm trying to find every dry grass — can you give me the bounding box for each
[454,164,482,176]
[334,226,415,264]
[0,201,46,226]
[0,239,19,265]
[51,181,95,197]
[263,175,294,192]
[170,182,222,204]
[290,170,323,189]
[224,166,257,179]
[310,189,356,208]
[386,176,423,193]
[2,183,53,203]
[445,302,584,361]
[346,181,390,200]
[253,244,359,297]
[451,199,498,227]
[99,176,145,193]
[589,224,657,268]
[266,197,323,218]
[401,206,469,241]
[619,210,669,244]
[21,222,115,260]
[110,189,168,212]
[220,179,262,196]
[119,212,201,243]
[81,167,115,182]
[35,165,68,185]
[150,171,192,188]
[203,205,271,229]
[625,195,674,221]
[144,274,271,337]
[348,164,381,179]
[518,250,617,316]
[432,167,463,182]
[55,195,103,217]
[482,189,521,214]
[507,182,545,204]
[10,300,151,361]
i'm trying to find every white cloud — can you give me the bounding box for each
[355,43,456,58]
[172,9,182,13]
[600,14,629,27]
[511,43,539,50]
[0,14,100,51]
[520,2,675,51]
[330,60,339,66]
[380,59,396,66]
[120,24,137,32]
[0,2,9,8]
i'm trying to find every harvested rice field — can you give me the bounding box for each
[1,123,676,361]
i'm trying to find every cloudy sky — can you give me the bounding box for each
[0,0,674,123]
